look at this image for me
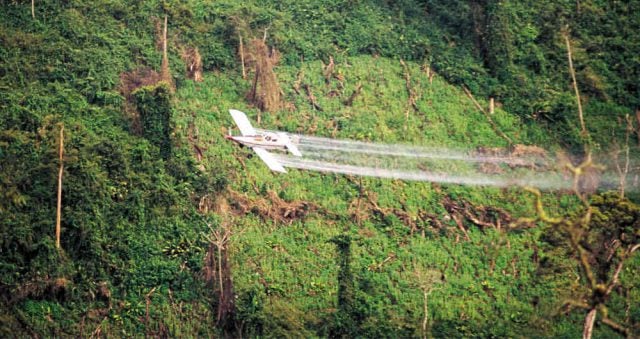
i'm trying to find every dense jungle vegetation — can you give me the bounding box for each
[1,0,639,337]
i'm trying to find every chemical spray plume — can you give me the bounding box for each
[258,129,547,167]
[257,129,638,191]
[273,154,572,190]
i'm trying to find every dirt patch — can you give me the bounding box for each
[246,39,283,114]
[180,46,203,82]
[510,144,547,158]
[118,68,163,134]
[346,176,427,235]
[442,195,514,239]
[10,276,71,304]
[475,143,550,173]
[227,188,321,224]
[119,68,162,102]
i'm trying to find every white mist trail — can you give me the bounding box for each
[257,129,637,191]
[273,154,571,190]
[259,128,546,166]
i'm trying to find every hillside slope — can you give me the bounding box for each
[173,55,577,337]
[1,0,639,337]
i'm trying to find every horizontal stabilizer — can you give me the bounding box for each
[253,147,287,173]
[229,109,257,136]
[278,132,302,157]
[286,142,302,157]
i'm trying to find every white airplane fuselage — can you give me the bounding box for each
[225,133,288,151]
[226,109,302,172]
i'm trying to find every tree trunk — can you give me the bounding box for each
[583,308,597,339]
[217,245,224,301]
[163,16,168,64]
[239,34,246,79]
[56,125,64,249]
[635,108,640,146]
[160,15,173,89]
[565,33,586,137]
[422,290,429,339]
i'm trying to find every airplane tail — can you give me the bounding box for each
[287,143,302,157]
[279,132,302,157]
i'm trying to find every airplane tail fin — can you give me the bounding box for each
[229,109,257,136]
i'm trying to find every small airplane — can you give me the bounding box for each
[225,109,301,173]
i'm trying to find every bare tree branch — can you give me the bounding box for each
[583,308,596,339]
[564,31,587,138]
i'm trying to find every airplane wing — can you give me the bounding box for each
[253,147,287,173]
[229,109,257,136]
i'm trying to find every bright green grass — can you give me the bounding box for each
[175,55,580,337]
